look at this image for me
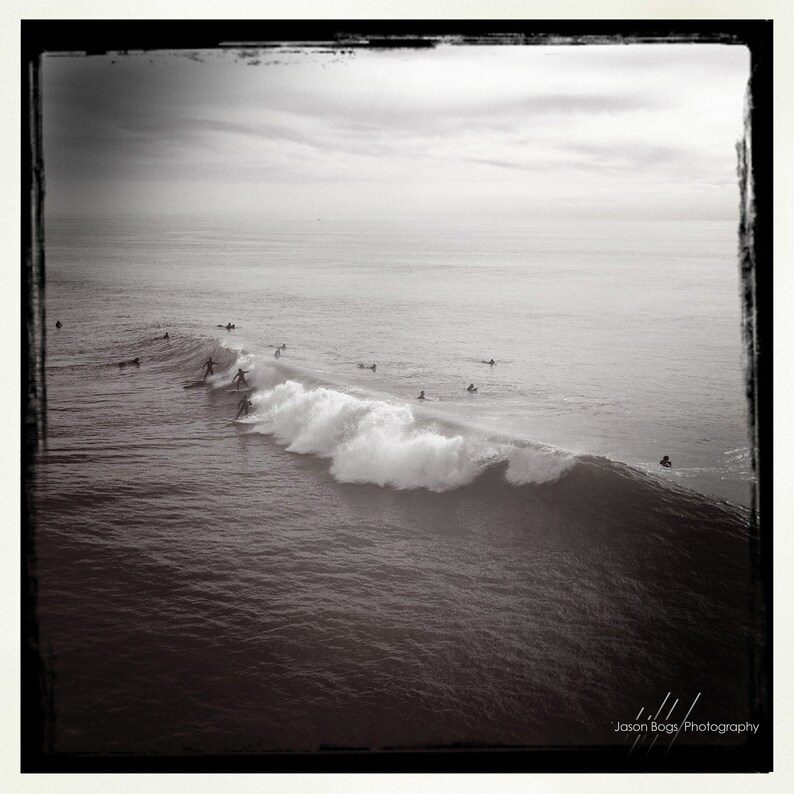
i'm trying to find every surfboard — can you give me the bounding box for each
[228,419,251,425]
[225,388,252,393]
[183,381,208,389]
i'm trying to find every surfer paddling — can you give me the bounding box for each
[231,368,250,389]
[202,357,221,380]
[659,455,672,469]
[236,397,253,419]
[466,383,478,392]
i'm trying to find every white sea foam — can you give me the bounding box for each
[247,380,575,491]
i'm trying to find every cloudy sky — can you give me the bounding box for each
[42,43,749,222]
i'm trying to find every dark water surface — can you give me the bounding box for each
[31,217,762,756]
[34,335,760,754]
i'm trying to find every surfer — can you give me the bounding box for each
[236,397,253,419]
[659,455,672,469]
[55,320,62,329]
[483,359,495,366]
[280,344,286,350]
[274,347,281,359]
[370,364,377,372]
[163,332,169,339]
[118,357,140,368]
[231,368,250,389]
[417,390,426,400]
[466,383,477,392]
[202,357,221,379]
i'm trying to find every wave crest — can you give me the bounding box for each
[505,446,577,485]
[248,381,575,491]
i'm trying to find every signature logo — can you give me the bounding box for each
[616,692,760,755]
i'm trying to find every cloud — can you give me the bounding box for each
[41,44,749,220]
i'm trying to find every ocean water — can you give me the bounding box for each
[32,214,761,755]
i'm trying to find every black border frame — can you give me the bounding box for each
[21,18,773,774]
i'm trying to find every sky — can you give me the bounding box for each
[42,43,750,222]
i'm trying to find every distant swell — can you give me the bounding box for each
[244,380,576,492]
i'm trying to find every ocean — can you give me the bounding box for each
[31,214,762,758]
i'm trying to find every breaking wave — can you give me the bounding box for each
[169,335,751,522]
[244,380,576,492]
